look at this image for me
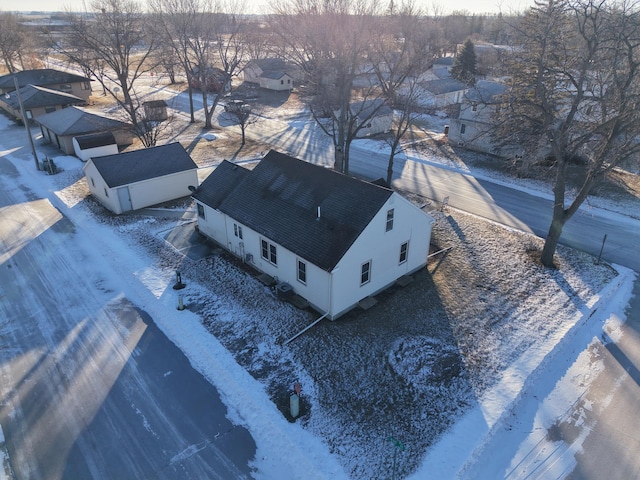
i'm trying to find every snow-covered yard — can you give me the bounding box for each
[48,144,626,478]
[2,81,637,478]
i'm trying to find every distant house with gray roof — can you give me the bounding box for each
[0,84,85,122]
[243,58,297,91]
[83,142,199,214]
[349,99,394,137]
[0,68,92,101]
[192,150,434,320]
[448,81,515,155]
[35,106,133,155]
[419,78,470,108]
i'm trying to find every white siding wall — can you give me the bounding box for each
[259,75,293,91]
[355,113,393,138]
[72,140,118,161]
[128,170,198,210]
[195,193,433,320]
[83,161,121,213]
[329,193,433,318]
[196,201,334,313]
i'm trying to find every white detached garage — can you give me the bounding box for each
[83,142,198,214]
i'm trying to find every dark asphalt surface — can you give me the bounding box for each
[0,128,256,479]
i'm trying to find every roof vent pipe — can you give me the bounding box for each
[317,206,321,219]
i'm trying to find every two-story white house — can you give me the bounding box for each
[192,150,435,320]
[448,80,511,154]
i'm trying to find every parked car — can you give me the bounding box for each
[224,100,250,114]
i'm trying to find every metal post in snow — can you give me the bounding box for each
[388,436,405,480]
[597,234,607,265]
[11,73,39,170]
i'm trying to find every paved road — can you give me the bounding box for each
[0,134,256,479]
[567,278,640,480]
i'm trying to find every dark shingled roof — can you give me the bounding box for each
[192,150,393,271]
[3,84,84,109]
[191,160,251,208]
[422,78,469,95]
[90,142,197,188]
[0,68,91,91]
[74,131,116,150]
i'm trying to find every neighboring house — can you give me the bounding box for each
[0,84,85,121]
[83,142,199,215]
[189,66,230,93]
[448,80,513,155]
[243,58,296,91]
[0,68,92,101]
[349,99,394,138]
[191,150,434,320]
[143,100,168,121]
[36,106,133,155]
[72,131,118,161]
[418,78,470,108]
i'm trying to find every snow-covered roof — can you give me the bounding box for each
[89,142,197,188]
[192,150,393,271]
[465,80,508,102]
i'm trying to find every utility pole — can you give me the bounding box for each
[10,71,40,170]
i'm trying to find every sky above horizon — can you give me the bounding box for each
[2,0,529,15]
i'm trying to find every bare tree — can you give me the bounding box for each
[494,0,640,267]
[152,0,250,130]
[0,12,26,72]
[223,102,259,145]
[272,0,384,173]
[57,0,162,146]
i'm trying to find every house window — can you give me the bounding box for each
[197,203,205,218]
[472,102,478,111]
[90,177,95,187]
[104,188,109,197]
[297,260,306,284]
[233,223,243,239]
[460,124,466,134]
[25,110,33,120]
[399,242,409,264]
[59,83,72,91]
[261,239,277,265]
[361,261,371,285]
[386,209,394,232]
[281,79,284,85]
[82,81,91,90]
[287,79,291,84]
[45,106,56,113]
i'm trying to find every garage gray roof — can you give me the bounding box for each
[90,142,197,188]
[35,106,127,136]
[192,150,393,271]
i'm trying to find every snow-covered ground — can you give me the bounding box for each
[1,101,638,479]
